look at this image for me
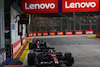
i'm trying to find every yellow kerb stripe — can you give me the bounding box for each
[19,42,29,62]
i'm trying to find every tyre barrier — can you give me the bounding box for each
[29,30,94,37]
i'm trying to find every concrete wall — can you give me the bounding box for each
[10,7,26,45]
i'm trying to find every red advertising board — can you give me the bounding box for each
[43,32,48,36]
[22,0,58,13]
[75,30,83,35]
[19,24,22,33]
[85,30,94,34]
[29,32,33,37]
[62,0,99,12]
[12,40,21,58]
[33,32,36,37]
[37,32,42,36]
[66,31,73,35]
[23,36,26,45]
[57,31,63,35]
[50,31,55,36]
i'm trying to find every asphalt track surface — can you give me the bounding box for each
[23,35,100,67]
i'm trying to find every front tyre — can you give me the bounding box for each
[28,53,35,65]
[64,53,74,66]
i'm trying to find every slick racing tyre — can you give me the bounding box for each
[29,43,33,49]
[28,53,35,65]
[64,53,74,66]
[64,53,72,61]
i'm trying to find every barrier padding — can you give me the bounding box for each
[29,30,95,37]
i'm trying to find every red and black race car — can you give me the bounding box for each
[28,47,74,67]
[29,39,47,49]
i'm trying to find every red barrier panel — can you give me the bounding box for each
[43,32,48,36]
[57,31,63,35]
[23,36,26,45]
[85,30,94,35]
[31,32,33,37]
[37,32,42,36]
[75,30,83,35]
[33,32,36,37]
[29,32,33,37]
[50,31,55,36]
[66,31,73,35]
[28,32,31,37]
[12,40,21,58]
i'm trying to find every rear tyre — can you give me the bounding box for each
[28,53,35,65]
[29,43,33,49]
[64,53,74,66]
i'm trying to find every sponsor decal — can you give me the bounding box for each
[85,30,94,34]
[37,32,42,36]
[25,3,55,10]
[43,32,48,36]
[75,30,83,35]
[57,31,63,35]
[62,0,99,12]
[50,31,55,36]
[19,24,22,34]
[29,32,33,37]
[22,0,58,13]
[50,53,59,64]
[33,32,36,36]
[66,31,73,35]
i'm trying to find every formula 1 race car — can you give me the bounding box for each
[29,39,47,49]
[28,47,74,67]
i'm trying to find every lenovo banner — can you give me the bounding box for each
[22,0,58,13]
[62,0,99,12]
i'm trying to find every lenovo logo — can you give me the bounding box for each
[65,1,96,8]
[25,3,55,10]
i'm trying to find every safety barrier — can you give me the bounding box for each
[28,30,95,37]
[12,35,26,58]
[57,31,63,35]
[50,31,55,36]
[37,32,42,36]
[75,30,83,35]
[65,31,73,35]
[43,32,48,36]
[12,40,21,58]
